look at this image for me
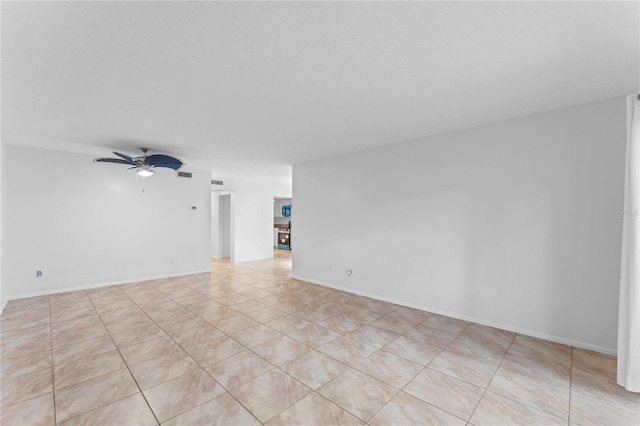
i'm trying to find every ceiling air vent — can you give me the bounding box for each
[177,171,192,178]
[212,180,224,185]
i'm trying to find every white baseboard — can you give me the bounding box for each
[3,269,212,302]
[292,274,616,356]
[0,299,7,316]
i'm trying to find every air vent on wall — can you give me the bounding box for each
[177,171,192,178]
[212,180,224,185]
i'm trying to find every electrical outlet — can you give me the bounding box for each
[36,270,42,277]
[329,264,333,271]
[346,269,352,277]
[170,258,174,264]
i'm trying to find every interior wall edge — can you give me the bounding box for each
[3,268,211,303]
[292,274,617,356]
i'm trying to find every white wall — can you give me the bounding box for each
[233,179,290,262]
[210,178,291,262]
[4,145,212,299]
[210,191,232,259]
[0,140,5,312]
[293,96,626,354]
[210,192,220,258]
[219,194,231,258]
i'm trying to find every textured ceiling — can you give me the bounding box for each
[2,1,638,181]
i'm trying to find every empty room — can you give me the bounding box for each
[1,1,639,425]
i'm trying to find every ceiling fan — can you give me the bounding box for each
[93,148,185,177]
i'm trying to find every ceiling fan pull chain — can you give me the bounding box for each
[135,172,145,192]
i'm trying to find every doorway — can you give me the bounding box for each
[274,196,292,252]
[219,194,231,258]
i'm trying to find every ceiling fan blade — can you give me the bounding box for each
[113,151,136,163]
[144,154,185,170]
[93,158,137,165]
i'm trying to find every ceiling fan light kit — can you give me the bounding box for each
[136,167,155,178]
[94,148,185,178]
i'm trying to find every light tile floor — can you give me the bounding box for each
[1,251,639,425]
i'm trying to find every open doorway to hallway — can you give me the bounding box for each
[212,191,233,260]
[273,197,292,251]
[219,194,231,258]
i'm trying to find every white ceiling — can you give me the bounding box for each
[2,1,638,182]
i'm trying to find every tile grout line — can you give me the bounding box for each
[1,264,265,423]
[468,333,573,424]
[100,286,208,424]
[130,278,265,425]
[49,295,57,425]
[6,255,627,425]
[366,320,470,424]
[267,305,427,424]
[10,262,422,422]
[263,335,356,423]
[568,346,574,425]
[329,308,467,422]
[190,277,313,425]
[117,284,241,424]
[5,296,95,421]
[194,273,294,425]
[88,288,162,426]
[162,271,372,424]
[464,327,516,424]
